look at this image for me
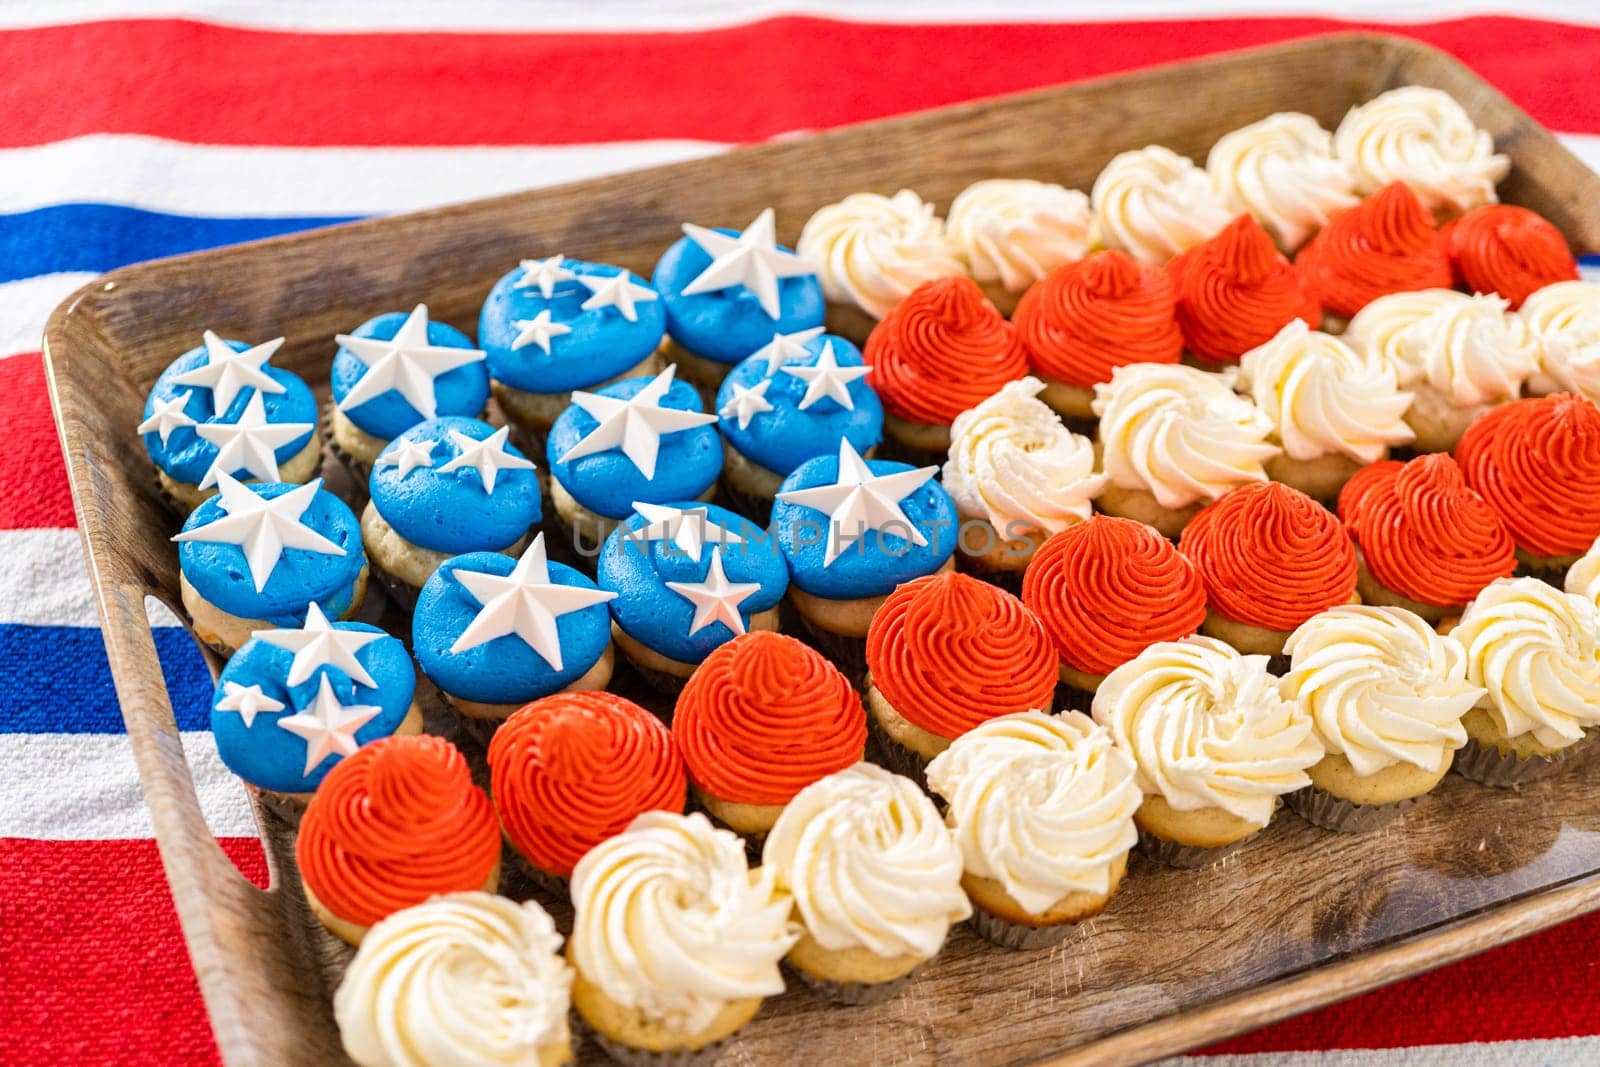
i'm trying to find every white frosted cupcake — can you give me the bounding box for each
[1333,86,1509,218]
[925,710,1140,948]
[762,763,969,1003]
[1522,280,1600,404]
[1090,145,1232,264]
[946,179,1094,315]
[1282,606,1482,831]
[1206,112,1358,251]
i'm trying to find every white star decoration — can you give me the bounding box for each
[665,547,763,637]
[195,390,314,490]
[172,473,346,593]
[783,340,870,412]
[513,255,576,298]
[752,326,826,375]
[170,331,287,416]
[719,378,774,430]
[437,426,536,494]
[575,271,658,323]
[252,602,381,688]
[679,208,815,319]
[775,439,937,567]
[334,304,485,419]
[560,365,717,479]
[628,501,745,564]
[375,438,436,477]
[448,534,617,667]
[510,309,573,354]
[275,674,382,777]
[137,392,198,445]
[215,681,284,729]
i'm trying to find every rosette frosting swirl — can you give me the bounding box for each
[947,179,1094,292]
[1346,288,1536,408]
[925,711,1141,915]
[1206,111,1359,251]
[1564,536,1600,608]
[1090,145,1232,263]
[865,571,1057,740]
[797,189,967,319]
[1013,250,1182,388]
[1332,87,1509,216]
[297,736,500,929]
[1444,204,1578,309]
[1294,182,1451,318]
[1523,281,1600,402]
[1091,636,1323,825]
[487,691,687,878]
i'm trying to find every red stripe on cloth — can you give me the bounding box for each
[1,353,76,531]
[0,17,1598,149]
[1,836,266,1067]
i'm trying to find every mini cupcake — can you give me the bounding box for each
[597,502,788,691]
[1012,250,1183,420]
[1333,87,1509,218]
[1338,454,1517,623]
[946,178,1094,315]
[1282,605,1482,831]
[1443,204,1578,309]
[174,474,367,652]
[487,691,686,888]
[714,331,882,516]
[1093,635,1322,866]
[297,735,501,945]
[568,811,797,1064]
[361,417,539,602]
[139,331,319,509]
[328,304,489,473]
[210,604,421,813]
[1452,577,1600,785]
[1456,393,1600,571]
[1090,145,1232,263]
[863,572,1057,781]
[941,376,1105,584]
[1206,112,1358,251]
[1522,281,1600,403]
[796,189,967,343]
[652,208,825,398]
[674,632,865,837]
[762,763,968,1002]
[479,256,666,438]
[412,534,617,728]
[1295,182,1452,322]
[1092,362,1279,536]
[335,892,574,1067]
[1236,320,1414,500]
[864,275,1027,458]
[547,365,720,548]
[926,711,1140,949]
[1021,515,1207,707]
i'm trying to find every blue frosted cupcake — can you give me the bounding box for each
[479,256,667,437]
[413,534,617,729]
[359,416,540,603]
[139,331,320,509]
[329,304,488,473]
[546,366,720,549]
[597,501,789,692]
[174,473,368,653]
[212,603,422,813]
[653,208,825,398]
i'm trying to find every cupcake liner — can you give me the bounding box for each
[455,713,505,750]
[866,713,930,790]
[1285,786,1420,833]
[1452,733,1591,788]
[715,480,773,528]
[1136,826,1256,869]
[368,561,421,613]
[508,849,572,902]
[1053,681,1094,715]
[967,906,1074,950]
[321,401,374,488]
[785,960,916,1005]
[580,1019,730,1067]
[956,557,1024,596]
[616,651,691,700]
[794,613,868,682]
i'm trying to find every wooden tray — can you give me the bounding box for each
[43,32,1600,1067]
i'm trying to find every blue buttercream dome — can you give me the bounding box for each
[330,310,489,440]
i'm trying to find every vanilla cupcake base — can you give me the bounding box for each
[1265,451,1365,503]
[1095,484,1204,539]
[444,647,615,746]
[785,930,925,1004]
[1134,794,1270,867]
[1405,394,1497,454]
[361,500,529,594]
[1287,751,1450,832]
[1035,376,1098,421]
[552,478,714,559]
[1454,707,1594,787]
[494,348,664,439]
[691,784,783,838]
[1354,558,1450,625]
[962,853,1127,950]
[611,614,778,696]
[570,944,761,1062]
[179,568,368,655]
[305,857,500,948]
[954,513,1046,592]
[328,404,392,471]
[788,558,955,678]
[880,411,952,461]
[159,433,323,512]
[863,679,952,785]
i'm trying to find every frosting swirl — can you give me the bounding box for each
[1456,393,1600,559]
[297,736,500,929]
[1091,146,1232,263]
[762,763,969,958]
[1338,454,1517,609]
[864,275,1027,426]
[1283,605,1481,777]
[673,632,866,807]
[569,811,796,1032]
[946,179,1094,292]
[1013,250,1182,388]
[865,571,1058,740]
[1165,214,1322,365]
[797,189,967,319]
[1523,281,1600,402]
[1294,182,1451,318]
[1564,536,1600,608]
[1206,111,1359,251]
[487,691,687,879]
[1333,87,1509,216]
[335,893,572,1067]
[1444,204,1578,309]
[1454,577,1600,749]
[1022,516,1207,677]
[1092,362,1280,508]
[1092,636,1322,825]
[925,711,1140,915]
[1346,289,1536,407]
[1179,482,1357,632]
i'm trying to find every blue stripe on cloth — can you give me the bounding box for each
[0,624,212,734]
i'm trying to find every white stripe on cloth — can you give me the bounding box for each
[0,529,181,629]
[1172,1037,1600,1065]
[2,273,97,358]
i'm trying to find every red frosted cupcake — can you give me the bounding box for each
[1179,481,1357,656]
[1456,393,1600,569]
[487,691,686,886]
[865,275,1028,455]
[297,735,500,945]
[1338,454,1516,622]
[1442,204,1579,309]
[1012,250,1182,418]
[864,571,1056,780]
[1295,182,1451,321]
[673,631,866,836]
[1165,214,1321,366]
